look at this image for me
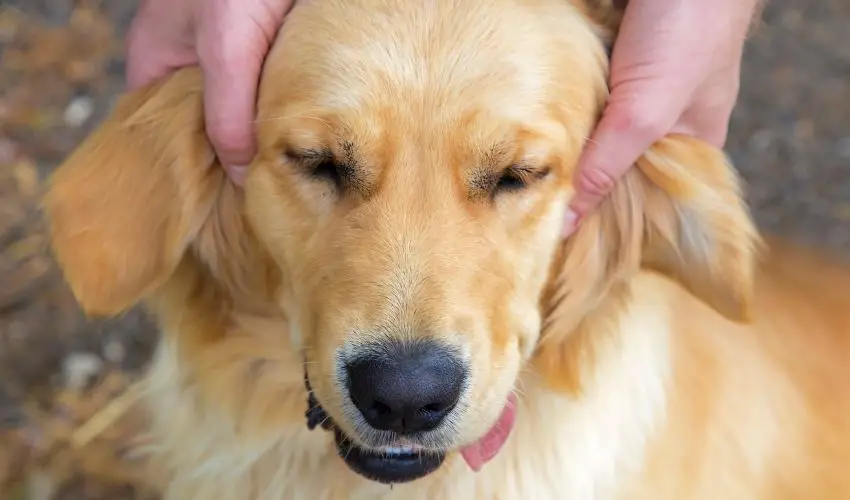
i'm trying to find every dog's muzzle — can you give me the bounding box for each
[303,371,446,484]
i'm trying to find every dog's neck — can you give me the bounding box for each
[517,272,673,499]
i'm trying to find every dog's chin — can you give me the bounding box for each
[304,376,446,484]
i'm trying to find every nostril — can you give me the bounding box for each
[420,401,454,417]
[372,400,394,416]
[422,403,445,413]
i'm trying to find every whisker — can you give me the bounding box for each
[251,114,334,128]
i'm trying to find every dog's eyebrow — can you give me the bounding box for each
[336,139,373,194]
[480,142,512,169]
[466,144,509,193]
[339,139,358,167]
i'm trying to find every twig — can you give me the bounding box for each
[70,383,142,449]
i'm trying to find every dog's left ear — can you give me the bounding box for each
[634,135,761,321]
[545,134,760,340]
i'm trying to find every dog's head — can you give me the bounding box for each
[44,0,758,484]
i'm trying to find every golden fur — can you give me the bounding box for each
[43,0,850,498]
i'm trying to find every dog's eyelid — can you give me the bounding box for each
[284,147,334,163]
[508,162,550,177]
[283,147,362,192]
[489,163,552,196]
[500,163,551,184]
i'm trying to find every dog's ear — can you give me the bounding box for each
[635,136,760,322]
[572,0,626,48]
[537,135,759,392]
[543,134,760,335]
[44,68,226,316]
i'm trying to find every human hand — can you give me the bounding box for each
[565,0,761,235]
[126,0,296,184]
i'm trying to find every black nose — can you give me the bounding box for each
[345,340,467,434]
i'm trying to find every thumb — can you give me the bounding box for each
[566,0,717,232]
[196,0,293,182]
[568,83,680,223]
[199,44,266,182]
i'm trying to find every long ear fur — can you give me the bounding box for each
[44,68,231,316]
[542,134,760,336]
[536,135,760,392]
[573,0,626,49]
[636,137,760,321]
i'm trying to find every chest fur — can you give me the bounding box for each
[143,292,671,500]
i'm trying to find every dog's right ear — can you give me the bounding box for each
[44,68,225,316]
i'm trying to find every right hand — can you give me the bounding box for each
[126,0,296,184]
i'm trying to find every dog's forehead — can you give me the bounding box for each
[256,1,607,130]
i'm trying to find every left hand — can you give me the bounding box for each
[565,0,761,235]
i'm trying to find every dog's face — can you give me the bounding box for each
[243,0,609,480]
[44,0,759,485]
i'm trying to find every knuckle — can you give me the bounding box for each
[208,122,248,150]
[197,28,257,72]
[616,104,668,143]
[605,88,675,144]
[206,119,254,161]
[577,167,618,198]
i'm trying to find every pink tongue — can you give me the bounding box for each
[460,393,517,472]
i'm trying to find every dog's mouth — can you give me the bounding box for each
[304,373,517,484]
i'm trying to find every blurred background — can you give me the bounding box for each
[0,0,848,498]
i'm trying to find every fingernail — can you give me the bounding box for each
[226,164,247,185]
[561,209,579,238]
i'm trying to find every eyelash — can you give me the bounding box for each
[495,169,528,192]
[309,158,343,186]
[493,166,549,195]
[286,151,345,187]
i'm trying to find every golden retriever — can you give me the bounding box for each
[43,0,850,498]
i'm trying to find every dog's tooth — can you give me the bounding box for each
[383,445,418,455]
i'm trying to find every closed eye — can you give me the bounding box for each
[309,158,344,185]
[495,169,529,192]
[492,164,550,196]
[285,148,351,188]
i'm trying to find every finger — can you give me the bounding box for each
[200,48,264,176]
[125,3,196,91]
[196,0,294,179]
[125,48,174,90]
[568,89,675,224]
[126,32,198,90]
[125,17,170,90]
[673,68,742,148]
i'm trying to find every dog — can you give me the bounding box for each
[43,0,850,498]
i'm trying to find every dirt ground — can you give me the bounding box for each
[0,0,848,498]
